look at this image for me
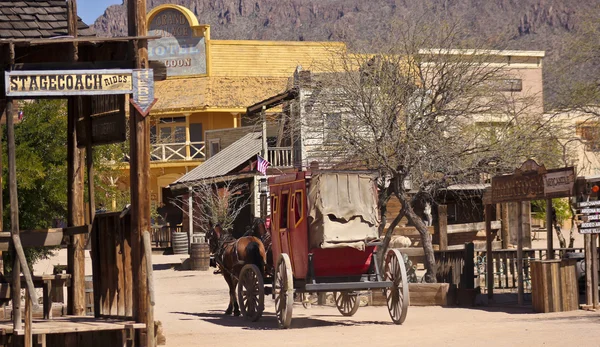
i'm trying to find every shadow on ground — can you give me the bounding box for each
[171,310,395,330]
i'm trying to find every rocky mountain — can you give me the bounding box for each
[91,0,599,107]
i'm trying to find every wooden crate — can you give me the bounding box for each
[531,259,578,313]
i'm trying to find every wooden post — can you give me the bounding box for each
[485,204,493,300]
[592,234,599,309]
[24,288,32,347]
[66,0,86,316]
[6,94,21,333]
[585,234,593,306]
[501,203,509,249]
[436,205,448,251]
[188,187,193,252]
[517,201,524,306]
[128,0,154,345]
[546,199,553,260]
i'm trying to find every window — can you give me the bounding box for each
[209,138,221,157]
[577,122,600,151]
[280,192,289,229]
[324,113,342,142]
[158,116,186,143]
[270,195,278,220]
[291,190,303,227]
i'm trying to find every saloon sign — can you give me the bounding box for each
[5,70,133,96]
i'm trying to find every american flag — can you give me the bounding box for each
[17,111,23,120]
[257,155,270,175]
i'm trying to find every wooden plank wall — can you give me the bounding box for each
[91,212,133,318]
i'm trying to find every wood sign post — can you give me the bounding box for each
[487,160,575,305]
[574,182,600,309]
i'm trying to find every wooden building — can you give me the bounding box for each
[0,0,155,346]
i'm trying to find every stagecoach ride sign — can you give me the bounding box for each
[5,70,134,96]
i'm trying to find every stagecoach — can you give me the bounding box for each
[236,171,410,328]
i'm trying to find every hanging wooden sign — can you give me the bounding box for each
[5,69,133,97]
[130,69,157,117]
[77,95,127,147]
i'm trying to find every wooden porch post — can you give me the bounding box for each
[546,199,553,260]
[485,204,493,300]
[128,0,154,345]
[188,187,193,251]
[66,0,86,316]
[517,201,524,306]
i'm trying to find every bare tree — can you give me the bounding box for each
[299,18,561,282]
[174,180,252,234]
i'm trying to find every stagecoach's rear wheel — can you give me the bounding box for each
[274,253,294,328]
[384,249,410,325]
[237,264,265,322]
[334,292,360,316]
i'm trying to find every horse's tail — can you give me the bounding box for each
[245,239,265,277]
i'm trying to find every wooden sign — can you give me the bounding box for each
[5,69,133,97]
[130,69,157,117]
[577,200,600,208]
[490,160,574,204]
[148,6,207,77]
[579,228,600,234]
[77,95,126,147]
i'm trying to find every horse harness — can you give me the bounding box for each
[214,234,243,277]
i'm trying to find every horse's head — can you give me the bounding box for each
[254,218,268,237]
[205,223,223,254]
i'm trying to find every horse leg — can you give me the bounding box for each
[232,277,241,316]
[223,273,234,315]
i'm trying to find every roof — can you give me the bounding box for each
[0,1,95,39]
[154,76,290,113]
[173,132,262,186]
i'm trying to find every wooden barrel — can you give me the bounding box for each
[85,275,94,316]
[190,242,210,271]
[171,232,189,254]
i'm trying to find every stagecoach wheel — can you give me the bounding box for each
[237,264,265,322]
[274,253,294,328]
[334,292,360,317]
[384,249,410,325]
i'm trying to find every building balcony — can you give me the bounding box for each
[150,141,206,162]
[267,147,294,168]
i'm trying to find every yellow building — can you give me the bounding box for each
[118,4,346,212]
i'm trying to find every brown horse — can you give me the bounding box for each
[206,224,267,316]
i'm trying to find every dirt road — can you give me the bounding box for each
[153,256,600,347]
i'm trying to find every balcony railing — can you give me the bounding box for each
[150,141,206,162]
[268,147,293,168]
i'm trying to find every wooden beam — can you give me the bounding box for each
[517,202,524,306]
[485,204,493,300]
[435,205,448,251]
[592,234,599,309]
[24,288,32,347]
[0,35,159,46]
[546,199,553,260]
[128,0,154,345]
[66,0,86,317]
[142,231,155,307]
[446,221,501,234]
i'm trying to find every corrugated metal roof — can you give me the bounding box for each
[0,1,95,39]
[154,76,290,112]
[173,132,262,185]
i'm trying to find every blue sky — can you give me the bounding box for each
[78,0,122,25]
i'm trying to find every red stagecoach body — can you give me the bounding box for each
[268,171,379,280]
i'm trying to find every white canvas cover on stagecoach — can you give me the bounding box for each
[308,172,380,250]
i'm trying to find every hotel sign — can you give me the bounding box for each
[5,69,133,97]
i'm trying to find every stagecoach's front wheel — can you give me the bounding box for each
[334,291,360,316]
[274,253,294,328]
[237,264,265,322]
[384,249,410,325]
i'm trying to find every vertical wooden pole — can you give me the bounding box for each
[436,205,448,251]
[592,234,599,309]
[188,187,193,251]
[517,201,524,306]
[546,199,553,260]
[585,234,593,306]
[66,0,85,316]
[128,0,154,345]
[485,204,493,300]
[6,92,21,334]
[501,203,509,249]
[24,288,31,347]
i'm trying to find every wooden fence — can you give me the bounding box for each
[150,225,182,249]
[435,243,475,290]
[476,247,585,293]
